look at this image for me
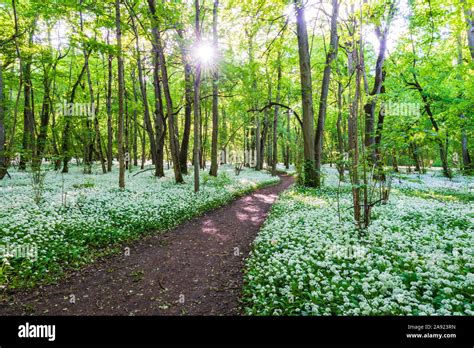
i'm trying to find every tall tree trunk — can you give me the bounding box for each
[20,52,35,170]
[373,72,386,179]
[209,0,220,177]
[461,0,474,60]
[145,4,166,178]
[177,29,192,175]
[193,0,202,191]
[141,117,146,169]
[13,0,36,171]
[148,0,183,184]
[261,108,269,169]
[456,34,472,174]
[294,0,317,187]
[220,107,227,164]
[285,103,290,169]
[347,16,361,225]
[125,88,130,170]
[62,53,88,173]
[106,31,114,172]
[363,3,395,170]
[35,71,51,168]
[130,11,161,176]
[336,69,345,181]
[131,69,139,167]
[272,54,282,176]
[411,74,451,178]
[0,60,6,179]
[115,0,125,188]
[314,0,339,186]
[80,2,105,174]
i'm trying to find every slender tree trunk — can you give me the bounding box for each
[62,53,88,173]
[148,0,183,183]
[130,12,161,176]
[35,72,51,168]
[336,70,345,181]
[220,107,227,164]
[261,108,269,169]
[131,69,139,167]
[80,2,105,174]
[411,75,451,178]
[314,0,339,186]
[141,117,146,169]
[209,0,220,177]
[294,0,317,187]
[20,54,35,170]
[461,0,474,60]
[364,3,394,170]
[272,55,282,176]
[347,15,361,225]
[106,31,114,172]
[456,34,472,174]
[13,0,35,171]
[285,104,290,169]
[193,0,202,192]
[0,59,6,179]
[373,73,386,179]
[125,88,130,170]
[392,150,399,172]
[177,29,192,175]
[115,0,125,188]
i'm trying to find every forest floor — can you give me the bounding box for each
[0,173,294,315]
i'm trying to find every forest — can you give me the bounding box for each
[0,0,472,317]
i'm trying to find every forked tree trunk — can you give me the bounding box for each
[148,2,183,184]
[314,0,339,186]
[294,0,317,187]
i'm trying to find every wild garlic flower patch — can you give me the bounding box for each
[0,165,279,287]
[243,172,473,316]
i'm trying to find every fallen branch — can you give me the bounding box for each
[248,102,303,128]
[132,168,155,177]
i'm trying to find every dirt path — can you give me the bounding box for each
[1,174,294,316]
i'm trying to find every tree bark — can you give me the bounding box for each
[0,60,6,179]
[177,29,192,175]
[410,74,451,178]
[62,53,88,173]
[272,54,282,176]
[336,70,345,181]
[461,0,474,60]
[115,0,125,188]
[148,0,183,184]
[347,15,361,225]
[456,33,472,174]
[363,3,395,170]
[130,10,162,176]
[209,0,219,177]
[314,0,339,186]
[106,31,114,172]
[294,0,317,187]
[193,0,202,192]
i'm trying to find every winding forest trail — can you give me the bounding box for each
[1,174,294,316]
